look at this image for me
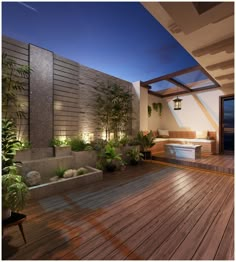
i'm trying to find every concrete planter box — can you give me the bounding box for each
[72,150,97,168]
[53,146,72,157]
[29,166,103,200]
[15,149,31,162]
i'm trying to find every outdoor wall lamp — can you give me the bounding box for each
[173,96,182,110]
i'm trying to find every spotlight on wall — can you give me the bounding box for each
[173,96,182,110]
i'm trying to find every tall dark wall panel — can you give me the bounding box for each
[2,36,29,141]
[29,45,53,147]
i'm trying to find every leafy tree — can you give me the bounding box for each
[95,82,133,140]
[2,53,31,121]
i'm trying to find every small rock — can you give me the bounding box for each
[50,176,59,182]
[25,171,41,186]
[63,169,77,178]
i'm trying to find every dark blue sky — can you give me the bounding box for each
[2,2,198,82]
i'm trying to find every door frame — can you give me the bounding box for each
[219,94,234,154]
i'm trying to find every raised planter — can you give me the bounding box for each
[15,149,31,162]
[72,150,97,167]
[29,166,103,200]
[53,146,72,157]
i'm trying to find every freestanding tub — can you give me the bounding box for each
[165,144,202,159]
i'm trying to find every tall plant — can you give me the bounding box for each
[95,83,133,140]
[2,119,21,175]
[2,53,31,127]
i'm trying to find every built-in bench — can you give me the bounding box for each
[144,130,216,155]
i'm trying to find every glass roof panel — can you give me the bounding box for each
[150,80,175,92]
[173,69,217,89]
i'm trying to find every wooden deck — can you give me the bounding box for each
[153,153,234,174]
[2,162,234,260]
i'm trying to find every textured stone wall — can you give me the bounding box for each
[29,45,53,147]
[2,36,139,145]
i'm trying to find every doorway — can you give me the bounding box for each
[220,95,234,154]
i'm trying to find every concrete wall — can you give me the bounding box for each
[148,94,162,132]
[3,35,139,146]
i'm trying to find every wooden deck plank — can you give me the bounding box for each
[147,177,233,260]
[110,174,226,260]
[214,210,234,260]
[8,167,193,259]
[192,189,234,259]
[170,178,233,260]
[33,169,202,260]
[40,168,192,259]
[9,167,184,248]
[2,161,234,260]
[66,171,219,259]
[153,153,234,174]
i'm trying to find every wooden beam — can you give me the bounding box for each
[140,81,151,89]
[162,85,219,97]
[168,78,192,92]
[142,65,201,85]
[192,37,234,57]
[200,67,220,87]
[216,73,234,81]
[148,90,163,98]
[162,90,190,98]
[206,59,234,71]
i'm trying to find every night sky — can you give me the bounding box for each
[2,2,198,82]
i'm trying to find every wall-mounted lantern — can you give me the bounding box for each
[173,96,182,110]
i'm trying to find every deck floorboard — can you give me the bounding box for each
[2,161,234,260]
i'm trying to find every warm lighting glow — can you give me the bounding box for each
[173,96,182,110]
[102,131,106,140]
[82,132,94,143]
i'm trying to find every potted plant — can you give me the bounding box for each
[2,173,29,220]
[136,131,155,160]
[97,143,123,172]
[15,140,32,162]
[126,148,143,165]
[50,137,72,157]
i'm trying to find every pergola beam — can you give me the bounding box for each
[142,65,201,85]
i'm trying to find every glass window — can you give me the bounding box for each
[150,80,175,92]
[173,70,216,89]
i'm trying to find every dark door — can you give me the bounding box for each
[220,95,234,154]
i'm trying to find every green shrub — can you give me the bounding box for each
[50,137,71,147]
[55,167,67,178]
[2,119,21,175]
[90,139,107,152]
[2,173,29,211]
[18,140,31,150]
[77,167,88,176]
[119,135,130,146]
[70,137,91,151]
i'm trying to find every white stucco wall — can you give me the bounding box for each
[148,94,162,131]
[137,84,234,153]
